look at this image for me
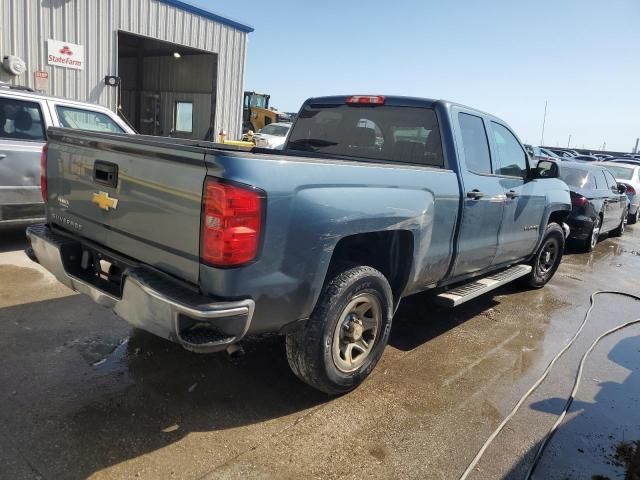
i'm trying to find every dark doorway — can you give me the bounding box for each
[117,31,217,139]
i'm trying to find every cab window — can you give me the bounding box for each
[458,113,492,174]
[55,105,125,133]
[0,97,46,141]
[491,122,527,178]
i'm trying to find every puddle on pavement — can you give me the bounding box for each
[58,335,130,366]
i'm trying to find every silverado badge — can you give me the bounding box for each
[92,191,118,211]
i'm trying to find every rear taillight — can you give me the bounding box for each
[570,192,588,207]
[626,185,636,195]
[345,95,385,105]
[40,144,48,201]
[200,178,264,267]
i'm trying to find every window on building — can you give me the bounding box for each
[0,97,46,141]
[175,101,193,133]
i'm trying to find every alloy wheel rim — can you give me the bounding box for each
[332,293,381,373]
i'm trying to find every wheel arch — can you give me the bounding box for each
[325,230,414,307]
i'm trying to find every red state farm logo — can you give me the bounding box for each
[59,45,73,56]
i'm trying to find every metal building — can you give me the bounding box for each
[0,0,253,140]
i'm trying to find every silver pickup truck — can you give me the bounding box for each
[0,83,134,226]
[27,95,571,394]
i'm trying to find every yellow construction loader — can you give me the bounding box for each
[242,91,290,136]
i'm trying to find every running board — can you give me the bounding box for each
[435,265,532,307]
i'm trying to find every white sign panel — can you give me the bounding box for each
[34,70,49,92]
[47,39,84,70]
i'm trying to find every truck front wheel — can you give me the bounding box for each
[524,222,565,288]
[286,266,393,395]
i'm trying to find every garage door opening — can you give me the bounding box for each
[117,31,217,140]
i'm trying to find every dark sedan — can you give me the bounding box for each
[559,162,628,251]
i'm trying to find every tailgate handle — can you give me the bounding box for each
[93,161,118,188]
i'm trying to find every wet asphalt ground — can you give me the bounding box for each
[0,225,639,480]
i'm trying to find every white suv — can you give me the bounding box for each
[0,83,134,226]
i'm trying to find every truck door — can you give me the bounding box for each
[488,121,546,265]
[450,111,505,277]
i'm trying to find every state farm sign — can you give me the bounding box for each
[47,39,84,70]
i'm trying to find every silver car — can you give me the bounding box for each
[0,83,134,226]
[603,161,640,224]
[253,122,291,149]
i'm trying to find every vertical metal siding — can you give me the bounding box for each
[0,0,248,138]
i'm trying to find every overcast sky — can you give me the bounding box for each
[199,0,639,151]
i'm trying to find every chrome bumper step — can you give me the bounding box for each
[435,264,532,307]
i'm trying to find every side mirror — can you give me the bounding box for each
[534,160,559,179]
[618,183,627,194]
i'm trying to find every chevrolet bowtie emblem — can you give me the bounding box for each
[92,191,119,211]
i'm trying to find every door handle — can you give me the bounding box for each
[467,190,484,200]
[0,154,6,160]
[506,190,519,199]
[93,160,119,188]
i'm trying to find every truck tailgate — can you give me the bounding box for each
[45,129,207,284]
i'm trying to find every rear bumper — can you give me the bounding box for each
[26,224,254,353]
[566,214,595,240]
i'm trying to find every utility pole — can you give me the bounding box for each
[634,138,639,154]
[567,134,571,148]
[540,101,548,146]
[602,141,606,151]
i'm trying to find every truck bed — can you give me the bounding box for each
[44,127,461,333]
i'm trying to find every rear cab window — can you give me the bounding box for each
[287,102,444,168]
[0,97,46,141]
[55,105,125,134]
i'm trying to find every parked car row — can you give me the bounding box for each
[524,145,640,166]
[558,161,629,251]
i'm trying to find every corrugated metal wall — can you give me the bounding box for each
[0,0,248,138]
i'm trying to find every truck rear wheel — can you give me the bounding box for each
[524,222,565,288]
[286,266,393,395]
